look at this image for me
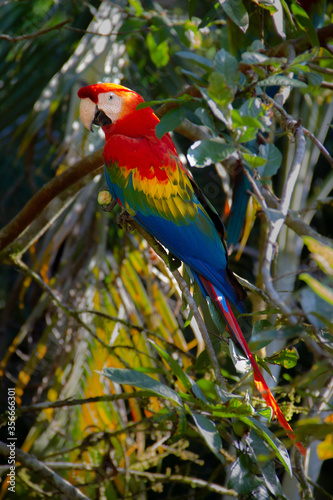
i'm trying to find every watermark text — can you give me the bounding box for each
[7,388,16,493]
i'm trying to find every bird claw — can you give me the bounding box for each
[116,211,134,231]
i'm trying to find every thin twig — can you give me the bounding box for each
[41,464,238,496]
[0,19,72,42]
[308,62,333,76]
[261,184,333,248]
[294,449,314,500]
[0,441,90,500]
[303,127,333,168]
[11,258,111,351]
[64,26,150,37]
[117,468,237,496]
[306,477,333,500]
[321,81,333,90]
[273,44,296,107]
[77,308,195,359]
[307,374,333,419]
[0,391,152,426]
[264,93,333,169]
[265,23,333,57]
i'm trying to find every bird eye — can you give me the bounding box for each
[109,95,113,100]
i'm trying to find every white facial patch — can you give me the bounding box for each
[80,98,97,131]
[97,92,123,123]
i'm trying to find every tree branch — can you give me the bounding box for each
[0,391,152,427]
[266,23,333,57]
[0,441,90,500]
[40,463,238,496]
[0,19,72,43]
[265,93,333,169]
[262,187,333,247]
[260,122,306,320]
[0,149,103,257]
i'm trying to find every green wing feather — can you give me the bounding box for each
[104,135,199,225]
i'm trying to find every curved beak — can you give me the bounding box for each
[79,98,113,131]
[79,98,97,132]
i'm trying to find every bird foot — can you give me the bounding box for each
[116,211,134,231]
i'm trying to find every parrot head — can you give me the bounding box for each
[77,83,156,137]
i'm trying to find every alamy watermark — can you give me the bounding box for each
[7,388,16,493]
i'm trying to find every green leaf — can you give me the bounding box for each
[258,75,307,87]
[266,347,299,369]
[206,297,227,332]
[149,340,207,403]
[300,287,333,330]
[155,108,184,139]
[256,407,274,421]
[289,48,319,67]
[208,71,234,106]
[176,51,213,70]
[250,320,274,350]
[128,0,144,16]
[253,0,278,13]
[228,454,264,494]
[291,3,319,48]
[188,0,199,19]
[307,72,324,88]
[211,398,254,418]
[214,49,239,86]
[240,417,292,475]
[232,111,264,130]
[102,368,183,406]
[146,32,169,67]
[190,411,225,463]
[136,95,196,110]
[181,69,207,85]
[195,339,222,372]
[250,324,303,351]
[194,107,216,132]
[241,52,284,67]
[242,152,267,169]
[299,274,333,306]
[198,3,220,28]
[302,236,333,276]
[280,0,295,27]
[239,98,263,118]
[247,433,286,498]
[187,139,236,167]
[258,143,282,177]
[232,110,266,143]
[200,87,232,126]
[221,0,249,32]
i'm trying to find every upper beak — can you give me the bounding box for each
[79,98,97,132]
[79,98,113,131]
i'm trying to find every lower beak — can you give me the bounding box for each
[93,109,112,127]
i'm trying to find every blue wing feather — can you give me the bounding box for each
[105,167,245,312]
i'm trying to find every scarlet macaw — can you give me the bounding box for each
[78,83,305,455]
